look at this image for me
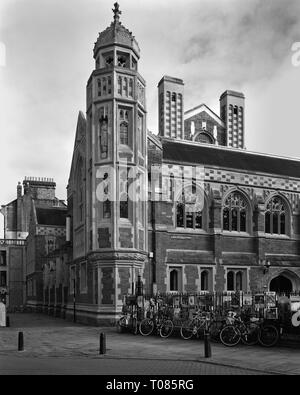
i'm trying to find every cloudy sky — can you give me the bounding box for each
[0,0,300,236]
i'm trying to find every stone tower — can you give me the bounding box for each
[220,90,245,149]
[86,3,148,320]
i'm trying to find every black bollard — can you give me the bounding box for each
[99,332,106,355]
[204,331,211,358]
[18,331,24,351]
[6,315,10,327]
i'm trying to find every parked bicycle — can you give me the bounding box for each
[139,302,174,338]
[220,311,279,347]
[180,310,213,340]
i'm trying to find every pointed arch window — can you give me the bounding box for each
[265,196,287,235]
[222,192,248,232]
[176,181,204,229]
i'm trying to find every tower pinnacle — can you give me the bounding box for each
[112,2,122,23]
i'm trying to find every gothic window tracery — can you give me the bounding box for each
[117,56,126,67]
[176,181,204,229]
[265,196,287,235]
[105,56,114,67]
[223,192,248,232]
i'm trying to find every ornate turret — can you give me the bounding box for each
[93,2,140,67]
[81,3,148,322]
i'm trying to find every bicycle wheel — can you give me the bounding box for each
[220,325,241,347]
[159,319,174,338]
[258,324,279,347]
[241,322,260,346]
[180,321,195,340]
[139,318,154,336]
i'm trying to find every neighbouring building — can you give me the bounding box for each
[0,178,66,311]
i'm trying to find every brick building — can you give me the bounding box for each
[0,178,66,311]
[2,4,300,324]
[59,4,300,325]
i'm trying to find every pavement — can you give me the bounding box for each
[0,313,300,375]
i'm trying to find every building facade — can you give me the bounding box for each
[2,3,300,324]
[62,4,300,324]
[0,178,66,311]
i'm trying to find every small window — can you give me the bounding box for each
[170,270,178,291]
[236,271,243,291]
[227,271,234,291]
[169,267,182,292]
[171,92,176,102]
[120,121,128,145]
[120,192,129,219]
[201,270,209,291]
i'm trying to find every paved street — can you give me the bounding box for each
[0,356,265,375]
[0,313,299,375]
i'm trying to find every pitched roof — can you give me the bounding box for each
[35,207,66,226]
[184,103,225,128]
[162,139,300,179]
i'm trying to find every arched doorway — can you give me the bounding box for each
[270,275,293,293]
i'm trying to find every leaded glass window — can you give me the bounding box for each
[222,192,248,232]
[265,196,286,235]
